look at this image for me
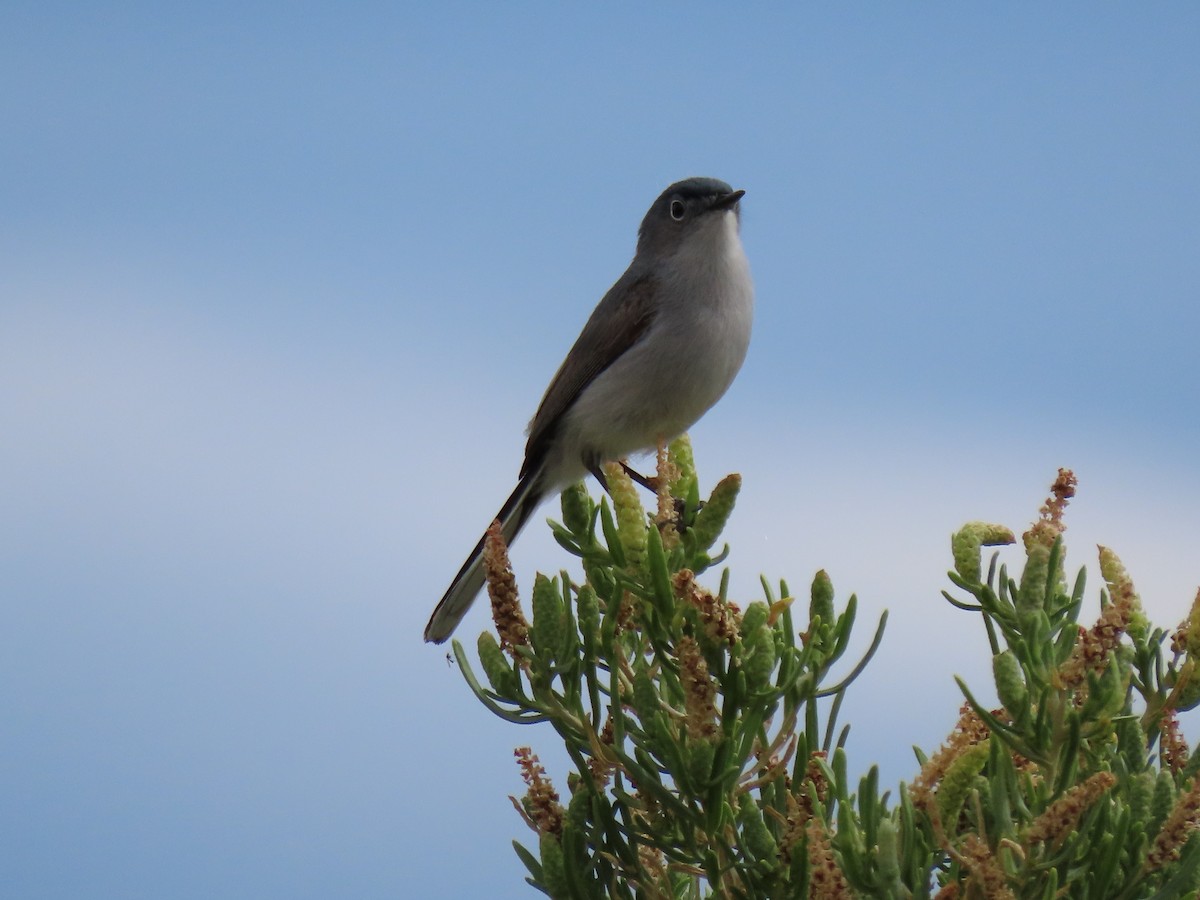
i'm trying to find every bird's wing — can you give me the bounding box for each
[521,272,658,478]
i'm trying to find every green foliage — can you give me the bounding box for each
[453,445,1200,899]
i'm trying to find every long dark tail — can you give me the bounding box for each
[423,471,545,643]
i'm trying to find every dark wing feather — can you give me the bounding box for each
[521,272,658,478]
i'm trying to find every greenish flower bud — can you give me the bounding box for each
[1017,543,1052,617]
[737,797,778,861]
[1093,653,1126,715]
[1117,717,1146,774]
[583,557,613,599]
[1026,610,1053,649]
[667,434,698,499]
[560,482,591,535]
[875,818,902,887]
[1129,771,1155,828]
[576,583,599,643]
[744,632,776,689]
[605,463,647,569]
[688,739,716,790]
[539,832,568,899]
[566,788,591,835]
[531,574,565,662]
[740,604,776,690]
[741,600,769,636]
[810,569,835,627]
[1151,771,1176,830]
[993,650,1029,721]
[478,632,518,696]
[951,521,1015,584]
[632,664,660,728]
[1128,606,1151,645]
[937,740,990,827]
[1098,546,1134,597]
[690,474,741,552]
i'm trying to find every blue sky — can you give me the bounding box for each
[3,4,1199,897]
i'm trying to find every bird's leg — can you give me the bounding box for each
[587,463,610,493]
[588,459,658,495]
[591,457,691,532]
[621,462,660,493]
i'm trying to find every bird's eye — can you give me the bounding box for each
[669,199,686,221]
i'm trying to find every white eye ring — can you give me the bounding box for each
[669,199,686,221]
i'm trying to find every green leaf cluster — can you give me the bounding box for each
[453,447,1200,899]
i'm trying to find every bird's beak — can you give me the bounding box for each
[710,189,745,211]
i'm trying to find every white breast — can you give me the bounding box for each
[545,211,753,488]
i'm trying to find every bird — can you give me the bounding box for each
[424,177,754,643]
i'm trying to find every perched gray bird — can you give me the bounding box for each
[424,177,753,643]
